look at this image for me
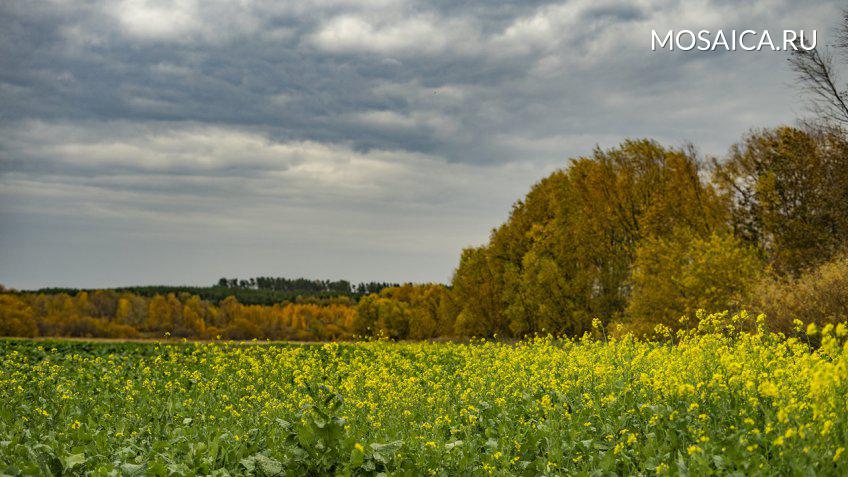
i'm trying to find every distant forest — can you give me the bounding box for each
[28,277,398,306]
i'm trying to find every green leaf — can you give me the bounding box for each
[119,463,146,476]
[254,454,283,476]
[64,453,85,469]
[239,456,256,473]
[350,447,364,468]
[445,440,463,451]
[370,440,403,453]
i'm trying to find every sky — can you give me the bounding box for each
[0,0,842,289]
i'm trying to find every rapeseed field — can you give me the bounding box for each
[1,311,846,475]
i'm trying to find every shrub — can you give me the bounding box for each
[748,255,848,334]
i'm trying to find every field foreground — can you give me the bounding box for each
[1,313,847,476]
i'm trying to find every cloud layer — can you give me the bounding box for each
[0,0,841,288]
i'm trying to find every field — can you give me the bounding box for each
[1,312,847,476]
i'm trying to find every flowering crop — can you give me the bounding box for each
[1,312,847,475]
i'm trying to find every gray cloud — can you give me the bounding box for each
[0,0,843,288]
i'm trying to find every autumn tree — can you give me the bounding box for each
[451,139,727,337]
[625,230,761,332]
[747,254,848,334]
[451,247,508,337]
[178,295,208,337]
[0,295,38,337]
[144,294,177,332]
[116,297,134,325]
[712,127,848,275]
[355,284,453,339]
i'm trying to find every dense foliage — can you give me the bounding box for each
[0,291,356,341]
[2,312,847,475]
[748,255,848,333]
[353,284,456,340]
[449,140,728,338]
[712,127,848,275]
[446,128,848,339]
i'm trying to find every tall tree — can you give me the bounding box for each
[451,139,727,337]
[712,127,848,274]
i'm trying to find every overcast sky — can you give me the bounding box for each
[0,0,842,289]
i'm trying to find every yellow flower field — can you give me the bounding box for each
[1,311,847,475]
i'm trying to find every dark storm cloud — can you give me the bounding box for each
[1,1,538,151]
[0,0,843,288]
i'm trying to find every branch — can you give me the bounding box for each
[790,41,848,126]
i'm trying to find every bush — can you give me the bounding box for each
[748,255,848,334]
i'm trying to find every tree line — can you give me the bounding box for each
[0,289,356,341]
[216,277,397,295]
[344,128,848,340]
[28,278,397,307]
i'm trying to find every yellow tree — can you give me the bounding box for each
[450,139,728,337]
[0,295,38,337]
[626,230,762,332]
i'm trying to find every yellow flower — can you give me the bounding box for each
[758,381,778,398]
[822,420,833,436]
